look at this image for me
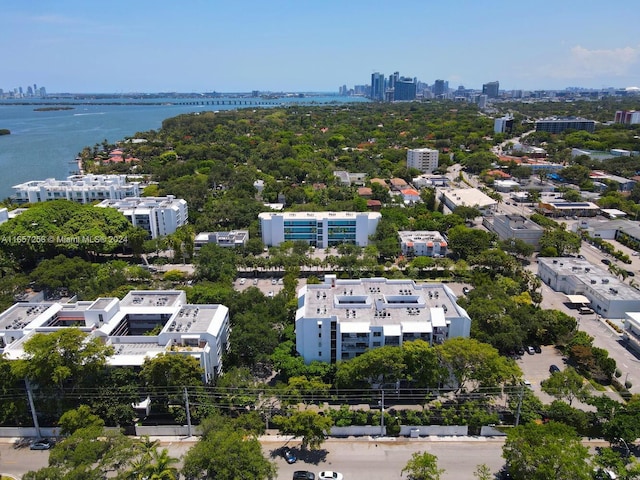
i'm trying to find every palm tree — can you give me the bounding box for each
[145,448,179,480]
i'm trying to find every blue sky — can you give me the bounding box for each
[2,0,639,93]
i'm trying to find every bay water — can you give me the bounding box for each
[0,95,367,200]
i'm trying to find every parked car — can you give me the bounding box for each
[462,287,470,295]
[527,346,535,355]
[319,472,343,480]
[627,270,635,277]
[239,278,246,285]
[272,278,277,285]
[515,346,525,356]
[30,439,53,450]
[601,259,611,265]
[534,345,542,354]
[282,447,297,464]
[549,364,560,374]
[293,472,316,480]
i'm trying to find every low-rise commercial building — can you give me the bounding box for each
[0,290,230,381]
[194,230,249,252]
[483,214,545,247]
[623,312,640,355]
[12,174,141,204]
[295,276,471,364]
[537,257,640,319]
[440,188,497,213]
[573,219,640,245]
[412,174,450,188]
[589,171,636,192]
[95,195,188,239]
[398,231,448,257]
[536,201,600,217]
[259,211,381,248]
[493,180,522,192]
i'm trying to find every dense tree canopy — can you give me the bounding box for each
[503,422,592,480]
[182,414,277,480]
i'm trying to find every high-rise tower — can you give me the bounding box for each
[370,72,385,101]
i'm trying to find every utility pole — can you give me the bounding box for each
[380,389,385,436]
[184,387,192,437]
[25,378,42,439]
[514,384,525,427]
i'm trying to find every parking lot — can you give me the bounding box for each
[235,276,311,297]
[515,345,571,404]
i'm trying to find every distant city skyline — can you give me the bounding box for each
[2,0,640,93]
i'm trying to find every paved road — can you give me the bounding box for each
[1,435,613,480]
[263,436,509,480]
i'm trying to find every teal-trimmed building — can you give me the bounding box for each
[259,211,381,247]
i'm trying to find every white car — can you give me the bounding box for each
[318,472,343,480]
[239,278,246,285]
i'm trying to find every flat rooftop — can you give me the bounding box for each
[170,305,222,333]
[398,231,446,242]
[259,211,381,220]
[120,291,183,308]
[538,257,640,300]
[0,304,53,331]
[442,188,496,208]
[90,298,115,310]
[303,278,460,326]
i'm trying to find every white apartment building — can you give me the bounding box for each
[0,290,230,381]
[96,195,188,239]
[259,211,381,248]
[538,257,640,319]
[12,174,141,204]
[295,276,471,364]
[407,148,439,174]
[398,231,448,257]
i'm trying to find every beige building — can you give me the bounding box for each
[407,148,439,174]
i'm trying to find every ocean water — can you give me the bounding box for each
[0,95,368,200]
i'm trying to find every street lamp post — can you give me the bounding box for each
[619,437,630,458]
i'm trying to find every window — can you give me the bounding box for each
[373,341,381,347]
[318,332,322,338]
[373,331,381,337]
[318,351,322,356]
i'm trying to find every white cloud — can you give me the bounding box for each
[569,45,640,76]
[539,45,640,80]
